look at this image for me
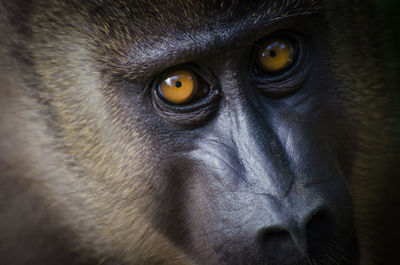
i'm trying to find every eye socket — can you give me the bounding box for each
[252,33,308,98]
[256,38,297,74]
[152,64,221,125]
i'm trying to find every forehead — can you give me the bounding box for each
[35,0,324,78]
[83,0,321,29]
[74,0,323,52]
[124,0,321,15]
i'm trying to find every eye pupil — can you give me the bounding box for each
[269,50,277,57]
[175,81,182,88]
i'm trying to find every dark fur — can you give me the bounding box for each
[0,0,399,264]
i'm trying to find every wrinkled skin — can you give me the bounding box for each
[0,1,399,265]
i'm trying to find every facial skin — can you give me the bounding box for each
[0,0,399,265]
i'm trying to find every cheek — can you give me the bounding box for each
[184,172,258,263]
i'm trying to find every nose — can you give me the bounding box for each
[256,209,334,263]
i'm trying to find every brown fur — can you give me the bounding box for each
[0,1,399,264]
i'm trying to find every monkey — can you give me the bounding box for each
[0,0,399,264]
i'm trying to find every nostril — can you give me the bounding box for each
[257,228,292,252]
[255,210,336,263]
[306,210,334,258]
[257,228,300,263]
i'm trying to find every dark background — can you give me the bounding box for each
[377,0,400,80]
[375,2,400,264]
[379,0,400,46]
[378,0,400,51]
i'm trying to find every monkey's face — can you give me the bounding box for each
[29,0,386,264]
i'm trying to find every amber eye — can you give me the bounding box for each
[256,38,296,73]
[158,70,196,105]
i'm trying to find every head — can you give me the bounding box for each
[2,0,399,265]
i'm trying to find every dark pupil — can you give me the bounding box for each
[175,81,182,88]
[269,50,277,57]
